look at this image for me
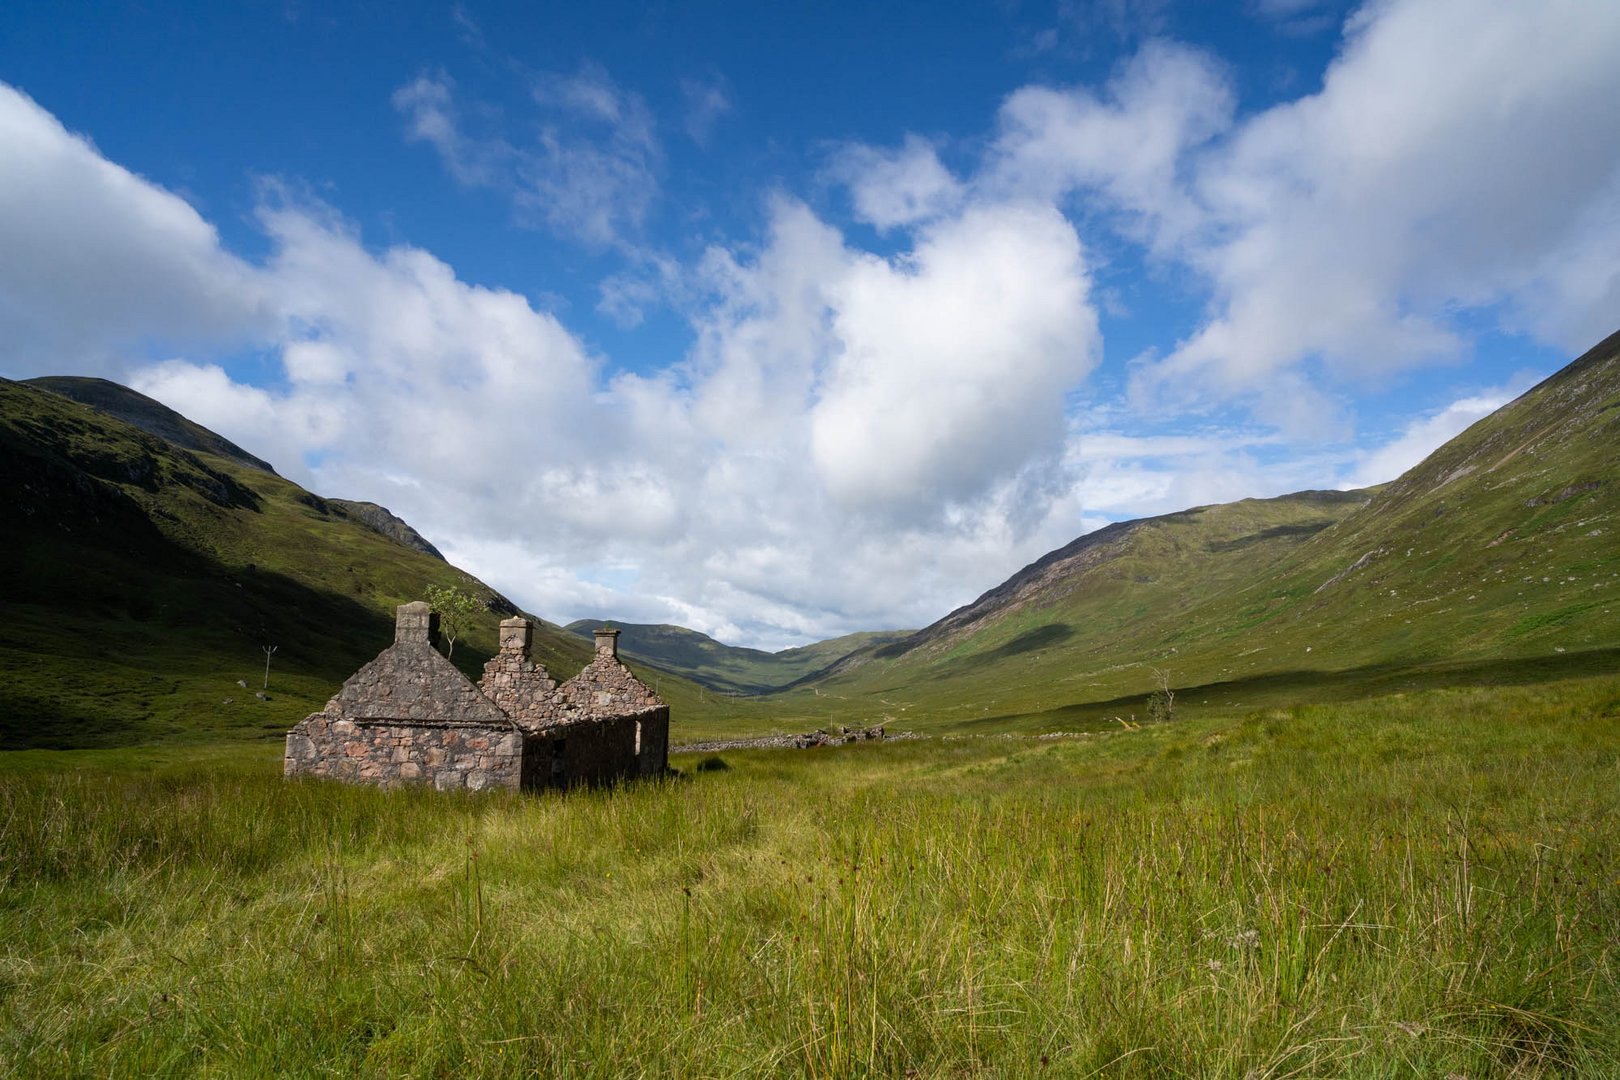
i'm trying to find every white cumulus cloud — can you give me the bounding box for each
[980,1,1620,430]
[0,84,271,376]
[812,201,1097,514]
[0,82,1108,648]
[830,135,965,230]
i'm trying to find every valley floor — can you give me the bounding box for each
[2,676,1617,1076]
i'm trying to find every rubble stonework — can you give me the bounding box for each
[556,629,666,716]
[478,617,559,728]
[284,604,669,791]
[547,629,671,777]
[285,714,523,791]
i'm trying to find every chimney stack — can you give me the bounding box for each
[396,601,439,646]
[498,617,533,658]
[594,627,621,659]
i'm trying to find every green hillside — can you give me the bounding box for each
[24,375,280,475]
[6,328,1616,749]
[563,619,912,694]
[0,378,762,749]
[779,329,1620,733]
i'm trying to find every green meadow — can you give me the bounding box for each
[3,675,1616,1077]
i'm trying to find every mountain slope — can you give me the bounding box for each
[0,377,757,749]
[326,498,447,561]
[27,375,279,475]
[791,330,1620,732]
[880,488,1370,664]
[25,377,450,561]
[563,620,912,694]
[1203,325,1620,672]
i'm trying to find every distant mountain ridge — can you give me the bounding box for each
[563,620,912,695]
[880,488,1372,663]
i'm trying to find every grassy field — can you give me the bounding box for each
[3,675,1616,1077]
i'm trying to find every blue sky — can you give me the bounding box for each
[2,1,1617,648]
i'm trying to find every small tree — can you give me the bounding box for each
[423,584,481,660]
[1147,667,1176,724]
[261,644,278,690]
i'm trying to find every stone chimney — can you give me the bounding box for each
[594,627,621,659]
[396,600,439,645]
[498,617,532,658]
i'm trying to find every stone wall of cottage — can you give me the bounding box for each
[479,618,560,728]
[285,608,670,791]
[633,706,670,777]
[521,712,643,787]
[285,713,523,791]
[550,629,669,777]
[554,629,666,719]
[330,605,508,727]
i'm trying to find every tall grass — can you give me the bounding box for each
[2,676,1617,1076]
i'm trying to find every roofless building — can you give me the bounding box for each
[284,602,668,790]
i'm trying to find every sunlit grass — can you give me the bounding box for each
[2,676,1617,1076]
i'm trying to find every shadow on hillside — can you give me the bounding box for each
[953,646,1620,734]
[0,517,463,750]
[853,621,1078,672]
[944,624,1076,677]
[1204,520,1333,553]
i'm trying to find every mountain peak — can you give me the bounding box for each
[26,376,278,476]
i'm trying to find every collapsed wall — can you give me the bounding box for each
[489,624,669,784]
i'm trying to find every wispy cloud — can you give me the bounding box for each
[394,62,662,248]
[392,73,510,187]
[679,74,732,146]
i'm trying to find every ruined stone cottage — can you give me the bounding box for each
[284,601,669,791]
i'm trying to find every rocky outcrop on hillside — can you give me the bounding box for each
[329,499,446,561]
